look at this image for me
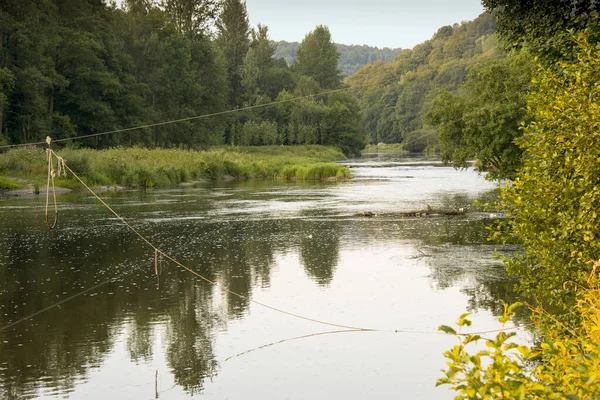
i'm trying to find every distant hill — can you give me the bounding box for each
[346,12,500,146]
[274,41,402,77]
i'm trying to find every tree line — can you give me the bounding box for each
[0,0,366,155]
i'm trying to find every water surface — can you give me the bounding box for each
[0,153,526,399]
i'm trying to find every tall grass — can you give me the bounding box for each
[363,143,405,152]
[0,146,351,189]
[0,176,22,190]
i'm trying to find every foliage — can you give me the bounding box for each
[436,19,600,400]
[493,32,600,315]
[216,0,250,108]
[426,50,533,179]
[274,41,402,77]
[0,0,230,148]
[438,288,600,398]
[347,13,500,145]
[0,146,350,188]
[248,88,367,156]
[293,26,342,90]
[160,0,218,37]
[234,120,279,145]
[482,0,600,64]
[402,128,438,153]
[363,143,405,152]
[0,1,366,155]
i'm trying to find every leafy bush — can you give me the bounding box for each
[438,28,600,400]
[438,284,600,399]
[494,32,600,315]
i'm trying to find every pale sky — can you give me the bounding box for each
[245,0,485,49]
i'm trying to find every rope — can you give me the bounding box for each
[44,137,58,230]
[35,149,529,337]
[0,88,351,150]
[222,323,536,363]
[222,329,368,363]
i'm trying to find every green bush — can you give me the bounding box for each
[494,32,600,316]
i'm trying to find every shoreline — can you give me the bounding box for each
[0,170,353,199]
[0,146,352,196]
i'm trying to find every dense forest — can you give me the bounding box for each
[347,13,500,150]
[0,0,366,155]
[274,41,401,77]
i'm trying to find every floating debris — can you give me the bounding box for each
[357,209,466,218]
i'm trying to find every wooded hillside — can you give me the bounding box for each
[347,13,500,147]
[275,41,401,77]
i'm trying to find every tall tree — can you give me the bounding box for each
[161,0,218,37]
[123,0,154,14]
[248,24,295,100]
[241,47,259,105]
[216,0,250,108]
[294,25,341,90]
[251,24,275,70]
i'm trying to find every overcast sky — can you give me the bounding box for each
[245,0,485,49]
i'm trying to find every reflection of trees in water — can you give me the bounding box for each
[298,221,340,286]
[346,204,527,323]
[165,281,218,394]
[410,216,529,323]
[0,217,142,399]
[0,190,517,398]
[180,220,278,318]
[0,214,284,398]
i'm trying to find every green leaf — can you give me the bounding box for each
[438,325,457,335]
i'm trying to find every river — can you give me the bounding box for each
[0,152,528,399]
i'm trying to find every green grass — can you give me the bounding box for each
[0,146,351,189]
[363,143,405,152]
[0,176,22,190]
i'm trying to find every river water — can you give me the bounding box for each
[0,153,527,399]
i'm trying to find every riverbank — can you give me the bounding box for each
[0,146,351,193]
[363,143,405,152]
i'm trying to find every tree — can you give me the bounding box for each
[251,24,275,71]
[216,0,250,108]
[249,24,294,99]
[0,68,15,139]
[427,50,533,180]
[321,91,366,156]
[161,0,218,37]
[346,13,499,146]
[482,0,600,63]
[294,25,341,90]
[495,32,600,315]
[123,0,154,14]
[241,47,259,105]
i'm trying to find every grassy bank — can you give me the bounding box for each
[363,143,405,152]
[0,146,351,190]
